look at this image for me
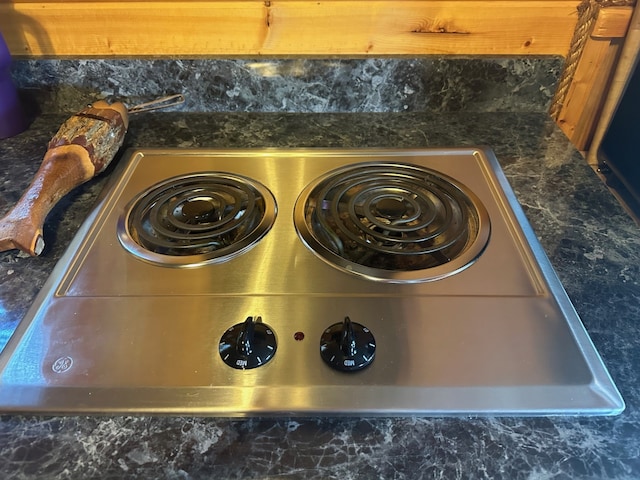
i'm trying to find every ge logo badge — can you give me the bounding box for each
[51,356,73,373]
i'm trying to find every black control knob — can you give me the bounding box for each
[320,317,376,372]
[219,316,277,369]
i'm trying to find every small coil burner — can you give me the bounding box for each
[294,162,491,282]
[118,172,277,266]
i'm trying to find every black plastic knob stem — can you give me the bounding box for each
[320,316,376,372]
[219,316,277,369]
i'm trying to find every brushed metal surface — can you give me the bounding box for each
[0,148,625,416]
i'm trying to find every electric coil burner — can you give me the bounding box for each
[0,148,624,416]
[294,163,490,282]
[118,173,276,266]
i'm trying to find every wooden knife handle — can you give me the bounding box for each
[0,101,129,256]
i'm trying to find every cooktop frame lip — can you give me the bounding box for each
[0,147,625,417]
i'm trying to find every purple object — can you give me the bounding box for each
[0,32,28,139]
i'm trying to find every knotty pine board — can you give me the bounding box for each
[1,1,580,57]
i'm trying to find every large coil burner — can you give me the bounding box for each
[294,162,490,282]
[118,172,277,267]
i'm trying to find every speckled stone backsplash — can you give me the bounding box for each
[12,57,563,114]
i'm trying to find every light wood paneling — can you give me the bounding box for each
[592,6,634,38]
[1,1,580,57]
[557,37,624,150]
[556,6,634,151]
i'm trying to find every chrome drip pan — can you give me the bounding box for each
[0,148,624,416]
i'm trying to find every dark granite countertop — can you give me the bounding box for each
[1,111,640,479]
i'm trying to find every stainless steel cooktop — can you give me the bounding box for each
[0,148,624,416]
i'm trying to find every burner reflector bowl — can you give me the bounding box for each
[294,162,490,282]
[118,172,277,267]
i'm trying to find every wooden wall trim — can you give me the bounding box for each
[555,5,635,151]
[1,1,580,58]
[592,5,633,38]
[588,4,640,165]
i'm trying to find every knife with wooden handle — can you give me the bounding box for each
[0,100,129,256]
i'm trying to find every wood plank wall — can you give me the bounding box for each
[1,1,580,57]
